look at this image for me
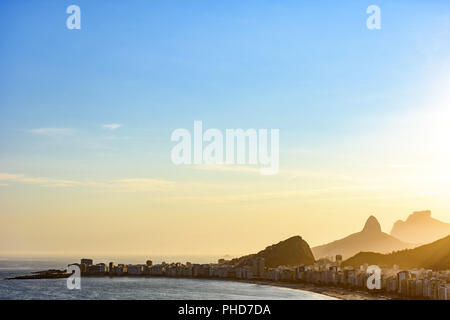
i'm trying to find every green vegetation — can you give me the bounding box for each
[232,236,315,268]
[342,235,450,270]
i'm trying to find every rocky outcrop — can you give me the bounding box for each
[232,236,315,268]
[390,210,450,244]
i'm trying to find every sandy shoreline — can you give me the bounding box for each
[236,279,395,300]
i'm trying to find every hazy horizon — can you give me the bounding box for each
[1,211,448,258]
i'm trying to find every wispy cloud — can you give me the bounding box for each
[193,165,260,174]
[365,163,421,170]
[283,169,353,182]
[101,123,122,131]
[28,128,73,136]
[191,165,352,182]
[0,173,82,187]
[162,184,400,204]
[85,178,174,192]
[0,173,173,192]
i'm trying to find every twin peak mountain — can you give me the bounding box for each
[311,215,414,260]
[234,212,448,266]
[232,216,407,267]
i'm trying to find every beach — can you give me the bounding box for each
[239,279,395,300]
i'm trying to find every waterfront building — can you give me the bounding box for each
[150,264,164,276]
[386,276,397,293]
[114,264,127,276]
[81,258,93,266]
[86,264,103,274]
[252,258,265,278]
[242,266,253,279]
[78,263,87,273]
[97,263,107,273]
[192,264,199,277]
[438,284,447,300]
[235,267,243,279]
[423,279,431,298]
[430,279,439,299]
[407,279,416,297]
[415,279,423,297]
[127,264,144,275]
[397,271,410,294]
[66,256,450,300]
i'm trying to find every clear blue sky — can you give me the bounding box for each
[0,0,449,179]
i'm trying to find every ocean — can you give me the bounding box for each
[0,259,335,300]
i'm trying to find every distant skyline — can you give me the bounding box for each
[1,0,450,256]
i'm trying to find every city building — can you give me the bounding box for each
[252,258,265,278]
[81,258,93,266]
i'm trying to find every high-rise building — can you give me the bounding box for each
[81,258,93,265]
[252,258,265,278]
[397,271,410,294]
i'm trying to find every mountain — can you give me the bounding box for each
[342,235,450,270]
[312,216,414,260]
[231,236,315,268]
[390,210,450,244]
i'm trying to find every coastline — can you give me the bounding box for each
[6,271,393,300]
[234,279,394,300]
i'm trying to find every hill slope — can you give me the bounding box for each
[390,210,450,244]
[342,235,450,270]
[232,236,315,268]
[312,216,414,260]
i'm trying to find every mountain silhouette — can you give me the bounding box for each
[362,215,382,233]
[312,215,414,260]
[232,236,315,268]
[390,210,450,244]
[342,235,450,270]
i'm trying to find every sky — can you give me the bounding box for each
[0,0,450,258]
